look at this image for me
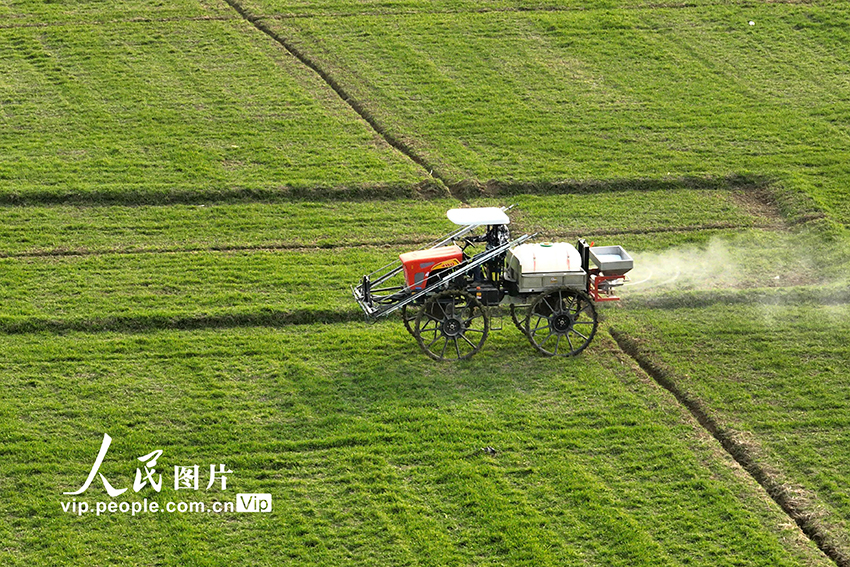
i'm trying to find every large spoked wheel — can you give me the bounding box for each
[524,288,598,357]
[401,303,417,337]
[414,289,489,361]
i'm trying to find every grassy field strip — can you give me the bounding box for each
[0,325,832,565]
[609,300,850,565]
[0,189,776,257]
[0,0,234,26]
[0,223,776,262]
[0,224,830,334]
[0,200,455,256]
[0,14,239,30]
[0,249,361,326]
[248,3,850,223]
[0,18,427,198]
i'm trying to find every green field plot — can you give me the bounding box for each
[612,294,850,561]
[0,18,426,200]
[0,326,832,566]
[0,200,458,256]
[246,1,850,223]
[0,248,368,330]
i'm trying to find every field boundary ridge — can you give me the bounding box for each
[0,175,807,209]
[0,308,364,335]
[0,182,441,207]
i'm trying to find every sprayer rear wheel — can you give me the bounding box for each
[524,288,598,357]
[414,289,489,361]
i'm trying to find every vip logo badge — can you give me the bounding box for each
[236,493,272,513]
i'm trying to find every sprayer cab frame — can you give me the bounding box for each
[351,206,633,360]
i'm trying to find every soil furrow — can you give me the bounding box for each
[0,184,423,207]
[0,175,796,210]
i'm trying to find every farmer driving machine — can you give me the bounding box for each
[352,206,633,360]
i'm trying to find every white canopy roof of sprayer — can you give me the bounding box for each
[446,207,510,226]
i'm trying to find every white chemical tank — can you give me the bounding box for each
[504,242,587,294]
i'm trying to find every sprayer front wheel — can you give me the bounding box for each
[414,289,489,361]
[510,303,529,336]
[524,288,598,357]
[401,303,417,337]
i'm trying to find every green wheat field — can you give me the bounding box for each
[1,1,849,565]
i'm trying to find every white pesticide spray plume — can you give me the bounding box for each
[625,238,739,293]
[622,235,818,295]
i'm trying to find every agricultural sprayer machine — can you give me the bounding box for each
[352,206,633,360]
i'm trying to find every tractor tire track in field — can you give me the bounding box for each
[222,0,452,198]
[0,239,433,259]
[610,328,850,567]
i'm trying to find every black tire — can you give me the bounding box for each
[401,303,417,337]
[510,303,528,336]
[524,288,598,356]
[414,289,489,361]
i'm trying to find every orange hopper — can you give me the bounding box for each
[399,245,463,290]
